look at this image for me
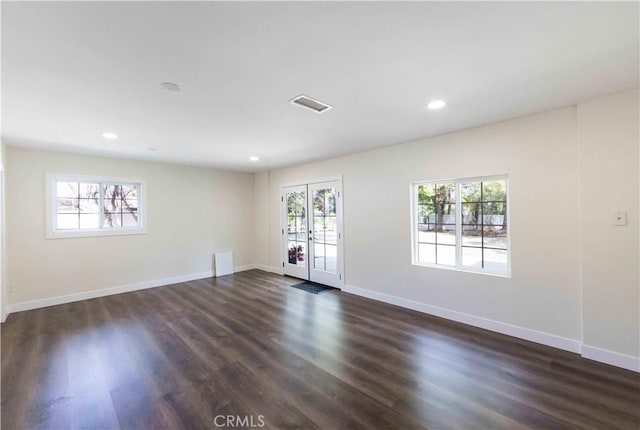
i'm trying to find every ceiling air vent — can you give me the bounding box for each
[290,94,332,113]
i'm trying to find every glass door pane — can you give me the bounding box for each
[286,190,306,267]
[311,187,337,274]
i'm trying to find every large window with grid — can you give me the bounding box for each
[412,176,509,275]
[46,175,146,238]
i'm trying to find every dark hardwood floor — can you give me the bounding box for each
[2,270,639,429]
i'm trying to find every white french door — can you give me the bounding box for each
[281,179,343,288]
[282,184,309,280]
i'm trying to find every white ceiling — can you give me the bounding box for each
[2,1,638,171]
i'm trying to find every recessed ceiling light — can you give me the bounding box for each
[161,82,181,92]
[249,156,259,162]
[290,95,332,113]
[101,132,118,139]
[427,100,446,110]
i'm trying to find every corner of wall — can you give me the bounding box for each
[253,170,271,269]
[0,141,6,323]
[577,88,640,364]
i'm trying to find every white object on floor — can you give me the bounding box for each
[214,251,234,277]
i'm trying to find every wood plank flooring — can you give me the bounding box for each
[2,270,639,429]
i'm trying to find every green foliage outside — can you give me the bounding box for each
[418,180,507,233]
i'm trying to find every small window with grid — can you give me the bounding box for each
[413,176,509,276]
[47,175,145,238]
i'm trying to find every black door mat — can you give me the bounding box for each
[290,281,335,294]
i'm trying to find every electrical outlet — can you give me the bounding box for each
[7,284,16,293]
[614,211,627,226]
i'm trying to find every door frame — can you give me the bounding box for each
[280,175,344,289]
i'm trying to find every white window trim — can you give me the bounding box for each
[45,173,147,239]
[410,174,511,277]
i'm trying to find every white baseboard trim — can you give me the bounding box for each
[6,270,215,315]
[582,345,640,372]
[343,284,583,354]
[233,264,257,273]
[255,264,271,272]
[254,264,284,275]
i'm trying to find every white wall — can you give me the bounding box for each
[254,170,270,270]
[0,142,5,322]
[258,89,640,370]
[5,147,255,306]
[0,3,4,322]
[578,90,639,360]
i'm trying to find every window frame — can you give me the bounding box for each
[45,173,147,239]
[411,174,510,277]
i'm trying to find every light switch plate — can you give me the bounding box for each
[614,211,627,226]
